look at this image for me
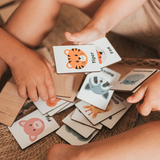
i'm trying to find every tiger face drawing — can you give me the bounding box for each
[64,48,88,69]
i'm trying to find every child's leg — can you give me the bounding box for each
[3,0,104,48]
[0,58,8,79]
[46,120,160,160]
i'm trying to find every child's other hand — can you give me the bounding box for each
[64,22,106,45]
[127,71,160,116]
[10,50,56,102]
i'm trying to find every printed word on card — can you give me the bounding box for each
[111,68,157,92]
[53,45,100,73]
[88,37,121,68]
[77,67,121,110]
[8,110,59,149]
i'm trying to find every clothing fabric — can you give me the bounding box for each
[112,0,160,55]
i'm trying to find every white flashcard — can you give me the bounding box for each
[88,37,121,68]
[62,110,96,138]
[53,45,100,73]
[71,108,103,130]
[57,99,81,113]
[8,110,59,149]
[101,94,132,129]
[34,97,67,114]
[111,68,157,92]
[56,124,99,145]
[77,67,121,110]
[75,97,125,125]
[47,102,70,116]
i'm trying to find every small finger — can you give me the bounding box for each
[127,85,147,103]
[37,82,49,101]
[17,84,28,99]
[27,84,39,102]
[45,75,56,100]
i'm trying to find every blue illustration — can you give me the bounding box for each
[85,76,110,99]
[120,74,145,85]
[65,125,93,141]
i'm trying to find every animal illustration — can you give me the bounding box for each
[85,76,110,99]
[120,74,145,85]
[83,101,113,118]
[46,98,61,107]
[19,118,45,142]
[96,46,106,64]
[64,48,88,69]
[65,125,93,141]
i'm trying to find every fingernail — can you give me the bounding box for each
[127,96,133,100]
[50,97,56,101]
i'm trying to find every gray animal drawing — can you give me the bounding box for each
[85,76,110,100]
[120,74,145,85]
[65,125,93,141]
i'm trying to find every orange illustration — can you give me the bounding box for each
[64,48,88,69]
[83,102,113,118]
[46,98,61,107]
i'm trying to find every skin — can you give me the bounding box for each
[46,121,160,160]
[1,0,160,159]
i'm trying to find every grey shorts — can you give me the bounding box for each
[112,0,160,54]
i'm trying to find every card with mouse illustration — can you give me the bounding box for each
[53,45,100,73]
[77,67,121,110]
[8,110,59,149]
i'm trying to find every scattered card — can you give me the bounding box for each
[88,37,121,68]
[111,68,157,92]
[47,101,70,116]
[56,124,99,145]
[8,110,59,149]
[34,97,67,114]
[62,110,96,138]
[75,97,125,125]
[77,67,120,110]
[71,108,103,130]
[53,45,100,73]
[101,94,132,129]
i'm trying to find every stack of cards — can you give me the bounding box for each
[56,94,132,145]
[53,37,121,74]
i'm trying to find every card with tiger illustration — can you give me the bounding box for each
[53,45,101,73]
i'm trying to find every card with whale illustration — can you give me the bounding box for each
[77,67,121,110]
[111,68,157,92]
[8,110,59,149]
[53,45,100,73]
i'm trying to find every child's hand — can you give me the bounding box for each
[0,58,8,79]
[64,21,106,45]
[127,71,160,116]
[10,50,56,102]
